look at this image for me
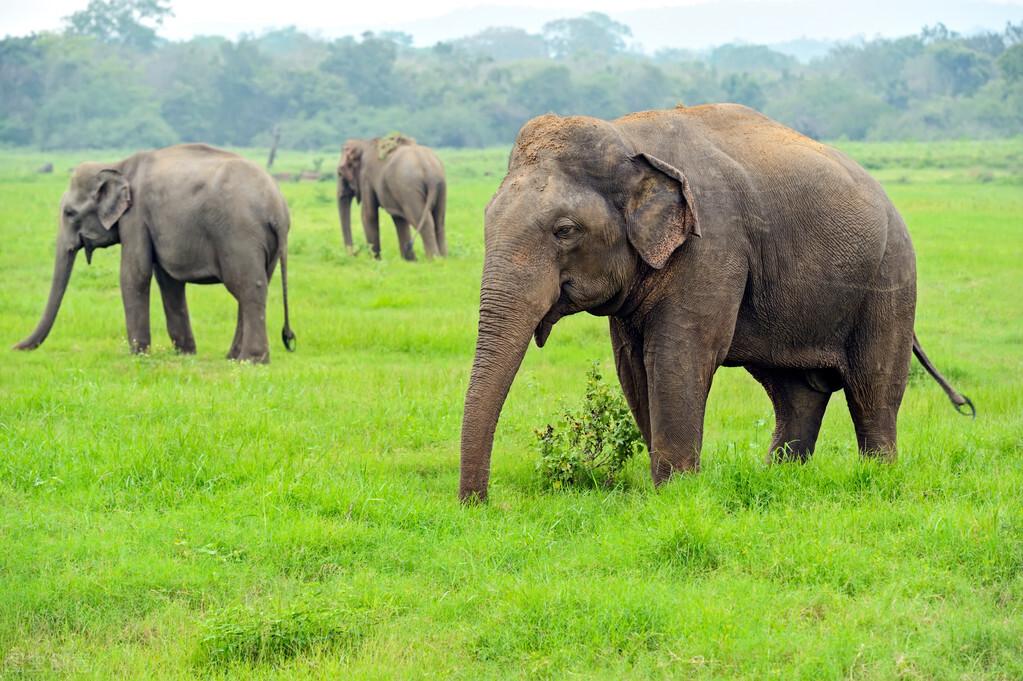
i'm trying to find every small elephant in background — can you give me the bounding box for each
[14,144,296,363]
[337,135,447,260]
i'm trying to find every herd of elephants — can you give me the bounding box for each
[12,104,973,502]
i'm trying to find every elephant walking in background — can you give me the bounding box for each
[459,105,972,502]
[14,144,296,363]
[337,135,447,260]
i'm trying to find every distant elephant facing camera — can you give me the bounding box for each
[337,135,447,260]
[14,144,295,363]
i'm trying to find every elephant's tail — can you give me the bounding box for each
[912,333,972,416]
[414,182,440,239]
[279,240,296,352]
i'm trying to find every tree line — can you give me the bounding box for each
[2,0,1022,150]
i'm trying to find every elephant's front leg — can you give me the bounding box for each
[361,196,381,259]
[642,322,720,484]
[119,243,154,354]
[610,317,651,449]
[154,264,196,354]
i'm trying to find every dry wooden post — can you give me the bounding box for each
[266,125,281,170]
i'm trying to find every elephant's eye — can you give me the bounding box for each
[554,221,578,239]
[63,207,76,219]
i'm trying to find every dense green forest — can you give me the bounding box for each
[2,0,1022,149]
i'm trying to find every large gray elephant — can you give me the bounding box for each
[14,144,295,363]
[459,105,972,502]
[337,136,447,260]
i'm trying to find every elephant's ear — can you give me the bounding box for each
[340,144,363,183]
[621,152,700,270]
[94,169,131,230]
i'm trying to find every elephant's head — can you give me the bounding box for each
[337,141,363,201]
[459,114,700,502]
[14,163,131,350]
[336,141,364,254]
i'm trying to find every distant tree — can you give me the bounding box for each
[33,35,174,148]
[652,47,699,63]
[1,15,1022,150]
[0,36,46,144]
[920,23,959,45]
[214,40,278,145]
[1006,21,1023,46]
[998,43,1023,82]
[542,12,631,59]
[928,43,993,96]
[766,77,890,140]
[64,0,173,52]
[515,65,575,113]
[321,32,399,106]
[709,44,796,74]
[149,39,225,141]
[456,27,549,61]
[378,31,414,48]
[253,26,328,68]
[722,73,765,110]
[432,42,455,57]
[962,31,1007,57]
[614,60,672,112]
[827,36,923,109]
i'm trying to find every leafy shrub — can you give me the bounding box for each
[535,363,645,491]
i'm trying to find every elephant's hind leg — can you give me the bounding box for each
[844,352,909,460]
[844,288,914,460]
[155,265,196,354]
[392,216,416,261]
[223,256,270,363]
[748,367,832,463]
[227,306,244,360]
[410,202,440,260]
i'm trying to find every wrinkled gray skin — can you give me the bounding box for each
[460,105,972,502]
[337,138,447,260]
[14,144,295,363]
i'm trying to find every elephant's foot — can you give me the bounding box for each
[234,354,269,365]
[650,451,699,486]
[174,341,197,355]
[766,440,814,464]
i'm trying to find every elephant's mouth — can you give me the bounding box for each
[534,288,576,348]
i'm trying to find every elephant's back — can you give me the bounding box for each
[619,104,896,250]
[141,145,289,237]
[619,104,880,192]
[388,145,444,181]
[619,105,913,361]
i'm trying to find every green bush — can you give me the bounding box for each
[535,363,645,491]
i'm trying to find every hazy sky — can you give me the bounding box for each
[4,0,1023,49]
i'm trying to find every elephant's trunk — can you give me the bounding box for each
[459,257,559,503]
[14,234,78,350]
[338,182,354,255]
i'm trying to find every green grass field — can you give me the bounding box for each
[1,139,1021,679]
